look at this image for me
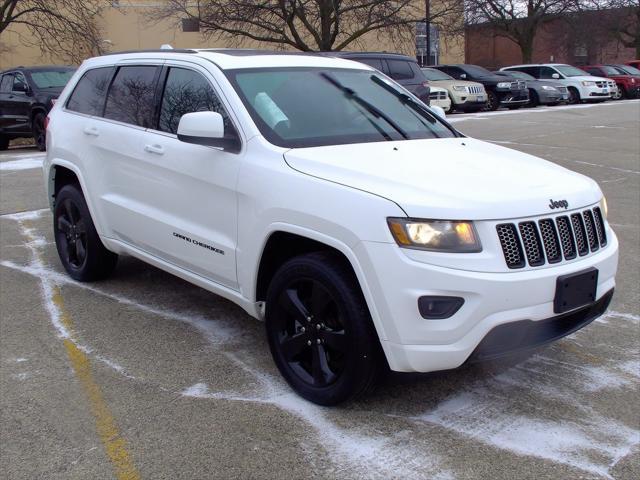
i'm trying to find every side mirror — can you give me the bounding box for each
[459,73,467,79]
[551,73,560,79]
[430,105,446,119]
[177,111,240,153]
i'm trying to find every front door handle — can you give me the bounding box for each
[144,144,165,155]
[83,126,99,137]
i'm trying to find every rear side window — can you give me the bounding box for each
[104,66,158,127]
[352,58,384,72]
[158,67,231,134]
[66,67,113,116]
[584,67,600,76]
[387,60,415,80]
[0,74,13,93]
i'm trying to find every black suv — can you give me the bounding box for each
[433,64,528,110]
[0,66,76,150]
[319,52,430,105]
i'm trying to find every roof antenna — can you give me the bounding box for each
[160,44,173,50]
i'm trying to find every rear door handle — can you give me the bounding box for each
[144,144,165,155]
[83,126,99,137]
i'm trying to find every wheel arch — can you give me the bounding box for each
[253,226,389,341]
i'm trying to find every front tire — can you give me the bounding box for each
[486,91,499,111]
[54,184,118,281]
[528,89,539,107]
[568,87,580,104]
[265,252,381,405]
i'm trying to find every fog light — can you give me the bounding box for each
[418,296,464,319]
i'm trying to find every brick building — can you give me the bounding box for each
[465,8,637,70]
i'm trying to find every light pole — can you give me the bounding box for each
[425,0,431,66]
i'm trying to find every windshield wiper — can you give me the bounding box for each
[319,72,408,140]
[370,75,461,138]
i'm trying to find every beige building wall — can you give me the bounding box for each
[1,1,464,69]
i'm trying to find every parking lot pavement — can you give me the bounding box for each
[1,101,638,480]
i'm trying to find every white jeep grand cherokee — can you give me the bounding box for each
[44,49,618,405]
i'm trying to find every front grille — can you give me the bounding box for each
[595,81,606,88]
[468,85,483,94]
[496,206,607,269]
[510,80,526,90]
[497,224,525,269]
[429,91,447,100]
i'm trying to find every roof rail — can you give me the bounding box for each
[101,48,197,56]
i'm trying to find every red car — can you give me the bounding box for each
[583,64,640,99]
[627,60,640,69]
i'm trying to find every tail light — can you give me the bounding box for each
[44,115,50,130]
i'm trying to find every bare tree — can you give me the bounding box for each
[148,0,463,52]
[464,0,579,63]
[582,0,640,57]
[0,0,109,63]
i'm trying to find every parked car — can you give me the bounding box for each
[428,85,452,113]
[609,64,640,76]
[582,65,639,99]
[493,70,568,106]
[500,64,611,104]
[45,49,618,405]
[432,64,528,111]
[421,67,487,112]
[626,60,640,69]
[0,65,76,150]
[321,52,430,105]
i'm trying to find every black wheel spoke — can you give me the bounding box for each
[66,238,77,263]
[280,288,310,320]
[64,199,75,224]
[310,282,332,314]
[311,344,335,385]
[75,238,86,263]
[280,333,308,360]
[57,216,72,234]
[75,219,87,235]
[319,330,347,353]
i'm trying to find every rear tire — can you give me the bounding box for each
[54,184,118,281]
[32,112,46,151]
[265,251,382,405]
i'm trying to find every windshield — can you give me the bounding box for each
[616,64,640,75]
[555,65,589,77]
[505,71,534,81]
[226,67,456,148]
[421,68,454,81]
[30,69,75,89]
[461,65,494,77]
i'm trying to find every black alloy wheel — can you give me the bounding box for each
[56,198,88,270]
[486,90,499,111]
[33,112,46,151]
[54,184,118,281]
[265,252,381,405]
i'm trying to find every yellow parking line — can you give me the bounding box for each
[22,220,140,480]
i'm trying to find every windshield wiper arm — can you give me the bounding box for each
[319,72,408,140]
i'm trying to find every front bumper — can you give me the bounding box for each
[356,229,618,373]
[538,90,563,104]
[496,89,529,105]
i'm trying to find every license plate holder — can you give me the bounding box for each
[554,268,598,314]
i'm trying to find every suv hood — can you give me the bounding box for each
[284,138,601,220]
[430,79,485,89]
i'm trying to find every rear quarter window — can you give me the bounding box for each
[387,60,415,81]
[66,67,114,116]
[0,74,13,93]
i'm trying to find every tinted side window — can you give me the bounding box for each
[352,58,384,71]
[158,67,230,134]
[66,67,113,116]
[387,60,415,80]
[444,67,463,79]
[0,74,13,92]
[12,73,27,92]
[517,66,539,77]
[104,66,158,127]
[584,67,600,76]
[539,67,557,79]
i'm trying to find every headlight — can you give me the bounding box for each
[541,85,557,91]
[387,218,482,252]
[497,82,511,88]
[452,85,467,91]
[600,196,608,219]
[582,81,596,86]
